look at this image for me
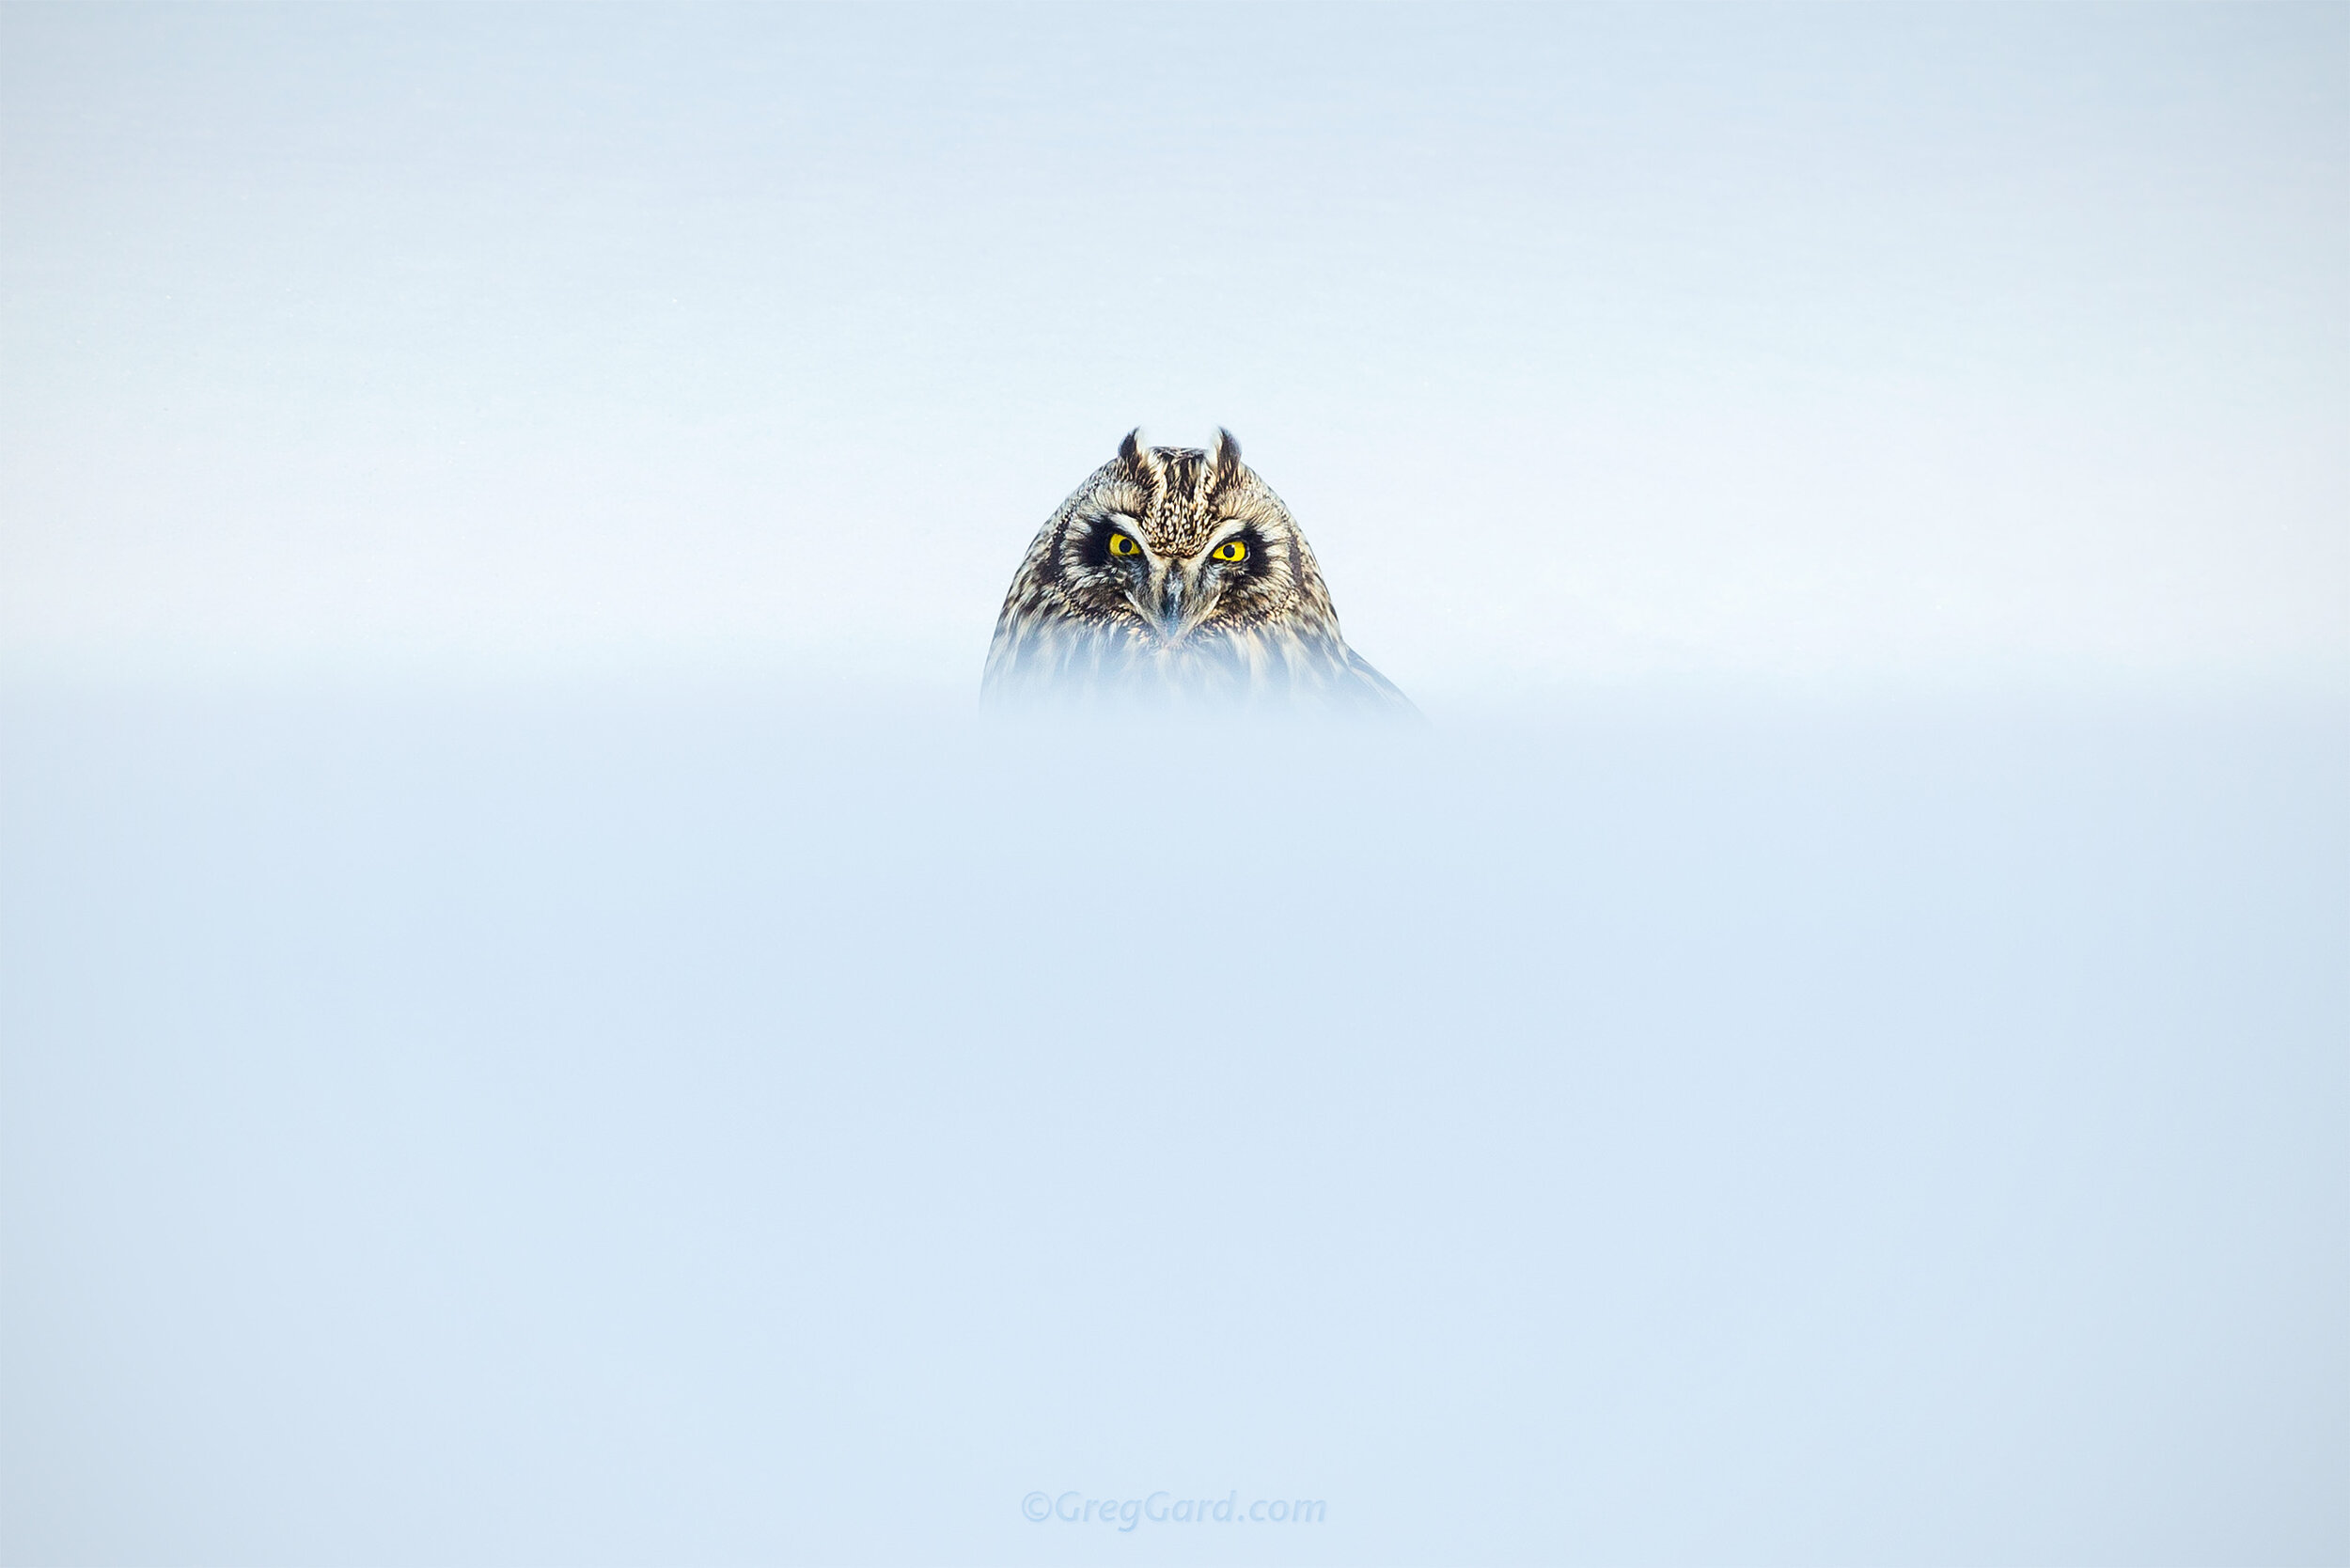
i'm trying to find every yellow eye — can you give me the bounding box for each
[1213,538,1247,563]
[1108,532,1140,557]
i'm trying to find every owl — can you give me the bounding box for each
[982,429,1413,713]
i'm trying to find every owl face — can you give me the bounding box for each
[984,427,1412,713]
[1045,429,1315,651]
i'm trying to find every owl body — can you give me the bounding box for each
[982,430,1412,713]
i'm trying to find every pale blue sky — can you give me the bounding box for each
[4,4,2345,695]
[6,13,2349,1562]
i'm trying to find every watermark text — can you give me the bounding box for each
[1022,1491,1324,1530]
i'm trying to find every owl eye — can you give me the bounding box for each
[1108,532,1141,557]
[1212,539,1248,563]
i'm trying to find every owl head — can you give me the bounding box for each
[984,427,1411,713]
[1041,427,1335,650]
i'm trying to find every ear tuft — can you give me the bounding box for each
[1210,427,1244,490]
[1118,428,1147,470]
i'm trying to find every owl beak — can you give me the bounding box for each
[1142,569,1193,643]
[1136,562,1213,645]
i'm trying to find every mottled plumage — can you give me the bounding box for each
[982,429,1412,713]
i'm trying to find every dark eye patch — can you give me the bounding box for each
[1072,515,1136,571]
